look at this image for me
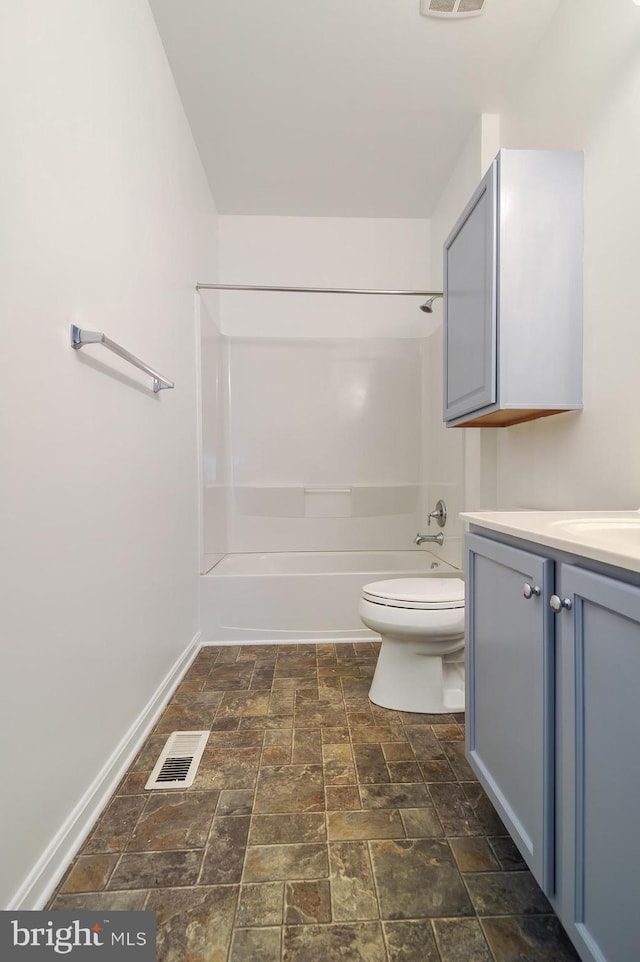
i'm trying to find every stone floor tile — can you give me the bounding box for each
[442,741,477,780]
[323,742,357,785]
[399,807,444,839]
[450,836,501,873]
[351,725,407,744]
[386,761,424,783]
[419,759,457,782]
[126,791,218,852]
[465,871,553,916]
[154,702,219,733]
[321,726,351,744]
[352,743,390,784]
[292,728,323,765]
[487,835,528,872]
[108,851,202,890]
[236,882,284,926]
[462,781,508,836]
[284,879,332,924]
[481,915,581,961]
[146,884,238,962]
[216,788,255,816]
[432,918,493,962]
[431,723,464,742]
[207,730,264,749]
[428,782,484,836]
[370,838,474,920]
[404,726,447,761]
[327,809,405,841]
[59,855,119,894]
[325,785,362,811]
[360,783,432,810]
[217,690,271,717]
[383,919,440,962]
[262,745,293,765]
[229,927,281,962]
[199,815,250,884]
[239,714,293,730]
[193,746,260,791]
[130,735,168,773]
[381,742,416,762]
[243,843,329,882]
[294,704,348,728]
[115,772,150,796]
[329,841,378,921]
[254,764,324,813]
[283,922,387,962]
[83,795,147,853]
[248,813,326,845]
[48,890,148,911]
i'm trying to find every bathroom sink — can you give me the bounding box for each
[550,514,640,550]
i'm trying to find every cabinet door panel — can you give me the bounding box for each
[443,162,497,422]
[557,565,640,962]
[466,533,554,893]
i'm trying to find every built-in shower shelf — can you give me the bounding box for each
[232,484,420,518]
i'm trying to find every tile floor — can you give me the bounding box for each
[48,643,580,961]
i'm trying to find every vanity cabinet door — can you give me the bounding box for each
[465,533,555,893]
[555,564,640,962]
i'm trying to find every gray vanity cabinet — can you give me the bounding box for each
[465,533,555,894]
[443,149,583,427]
[465,530,640,962]
[554,564,640,962]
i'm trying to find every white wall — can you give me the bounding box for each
[0,0,217,907]
[214,215,432,338]
[490,0,640,509]
[423,115,501,568]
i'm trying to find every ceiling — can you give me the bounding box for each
[149,0,563,218]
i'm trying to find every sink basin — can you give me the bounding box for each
[550,515,640,550]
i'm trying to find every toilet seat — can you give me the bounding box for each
[362,577,465,611]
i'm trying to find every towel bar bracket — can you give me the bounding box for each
[70,324,174,393]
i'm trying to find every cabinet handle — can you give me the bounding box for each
[550,594,572,612]
[523,583,541,599]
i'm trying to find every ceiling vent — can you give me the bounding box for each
[420,0,487,18]
[144,731,209,790]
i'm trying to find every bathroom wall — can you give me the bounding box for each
[0,0,218,908]
[200,215,434,555]
[201,297,230,571]
[487,1,640,510]
[421,115,501,568]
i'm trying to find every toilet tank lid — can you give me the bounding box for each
[362,577,465,606]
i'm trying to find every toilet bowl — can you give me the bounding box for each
[359,577,465,714]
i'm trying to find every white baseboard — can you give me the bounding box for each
[7,632,202,911]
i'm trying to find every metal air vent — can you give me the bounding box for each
[420,0,487,18]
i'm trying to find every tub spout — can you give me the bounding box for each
[414,532,444,546]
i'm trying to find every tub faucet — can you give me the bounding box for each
[414,531,444,546]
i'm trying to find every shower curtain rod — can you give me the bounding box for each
[195,282,443,297]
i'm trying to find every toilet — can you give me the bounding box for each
[359,577,465,714]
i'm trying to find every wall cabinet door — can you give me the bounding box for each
[443,161,497,422]
[555,564,640,962]
[465,533,555,893]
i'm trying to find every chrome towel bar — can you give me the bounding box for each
[70,325,174,393]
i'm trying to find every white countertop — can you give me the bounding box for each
[460,510,640,574]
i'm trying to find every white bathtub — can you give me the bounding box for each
[200,550,462,644]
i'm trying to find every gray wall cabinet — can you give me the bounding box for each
[465,530,640,962]
[444,150,583,427]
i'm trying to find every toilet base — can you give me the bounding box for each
[368,636,465,714]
